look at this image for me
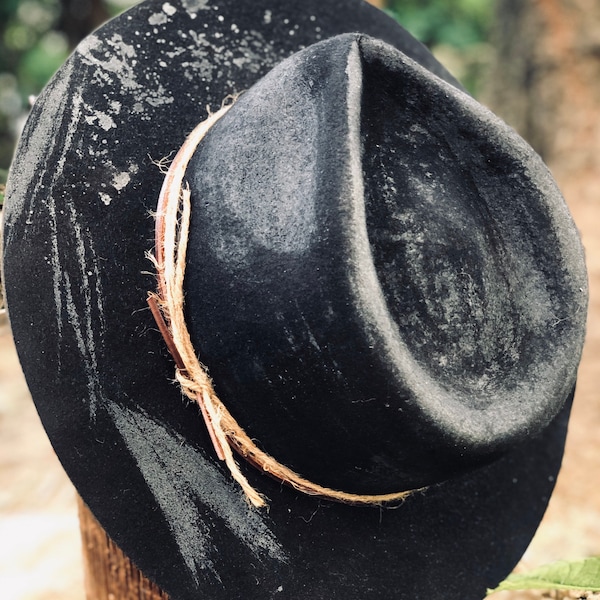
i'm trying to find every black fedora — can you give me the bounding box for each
[2,1,587,599]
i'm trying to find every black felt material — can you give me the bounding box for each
[1,1,587,599]
[185,34,586,493]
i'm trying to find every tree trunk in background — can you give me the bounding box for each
[78,497,170,599]
[58,0,110,48]
[486,0,600,565]
[486,0,600,183]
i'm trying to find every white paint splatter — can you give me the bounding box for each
[99,192,112,205]
[162,2,176,16]
[112,171,130,191]
[165,47,186,59]
[148,12,168,25]
[181,0,209,13]
[85,109,116,131]
[77,34,138,90]
[145,84,175,107]
[77,33,174,109]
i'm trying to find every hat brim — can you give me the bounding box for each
[2,0,570,598]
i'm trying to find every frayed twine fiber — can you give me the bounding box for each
[148,99,417,508]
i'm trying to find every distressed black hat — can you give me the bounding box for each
[2,1,587,599]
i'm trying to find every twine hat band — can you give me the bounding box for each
[147,99,420,508]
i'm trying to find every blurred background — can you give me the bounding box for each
[0,0,493,181]
[1,1,599,598]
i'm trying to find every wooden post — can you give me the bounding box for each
[78,497,170,600]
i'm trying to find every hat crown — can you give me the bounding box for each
[184,34,587,493]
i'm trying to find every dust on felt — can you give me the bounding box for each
[109,402,288,583]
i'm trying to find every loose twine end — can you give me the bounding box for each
[148,98,418,509]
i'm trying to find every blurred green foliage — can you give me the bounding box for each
[2,0,64,174]
[387,0,494,94]
[0,0,494,198]
[388,0,492,48]
[0,0,135,183]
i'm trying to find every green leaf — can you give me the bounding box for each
[488,558,600,594]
